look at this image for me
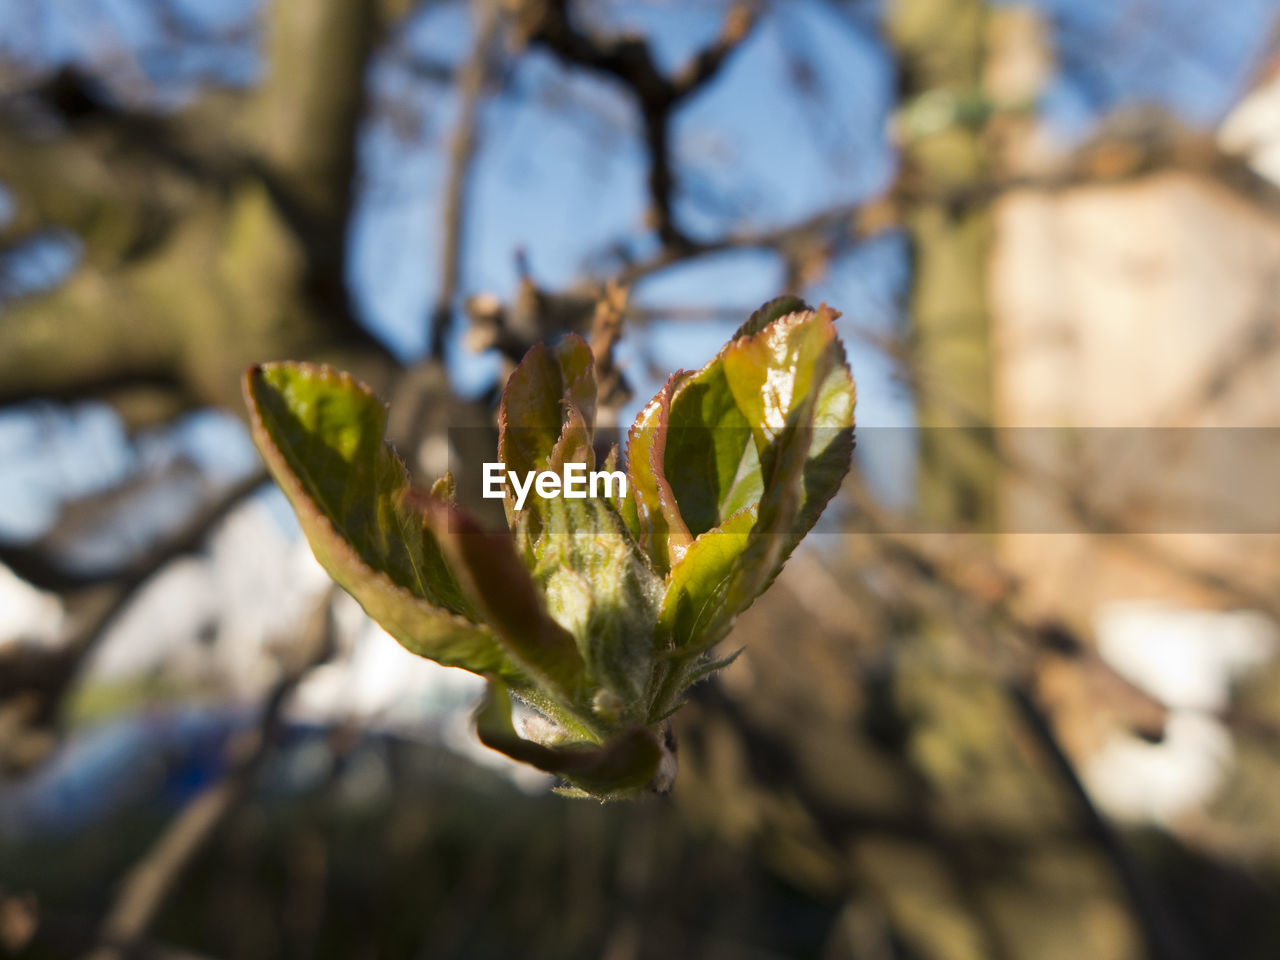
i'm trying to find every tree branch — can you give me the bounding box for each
[0,105,190,265]
[613,195,893,287]
[241,0,380,239]
[0,267,186,409]
[0,471,269,769]
[522,0,759,251]
[1008,687,1196,960]
[0,470,268,595]
[429,0,503,360]
[80,589,336,960]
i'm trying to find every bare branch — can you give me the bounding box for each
[239,0,381,252]
[521,1,760,251]
[1007,688,1197,960]
[0,470,268,595]
[80,589,337,960]
[613,196,892,287]
[0,471,268,772]
[670,3,759,98]
[0,97,194,263]
[429,0,504,360]
[588,281,632,428]
[0,266,187,412]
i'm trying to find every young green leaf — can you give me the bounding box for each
[662,354,758,537]
[733,294,809,339]
[423,499,589,707]
[658,305,854,664]
[658,504,757,653]
[723,304,855,537]
[625,372,692,573]
[547,402,595,475]
[498,334,597,522]
[243,363,518,679]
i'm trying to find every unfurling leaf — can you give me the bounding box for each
[244,363,516,680]
[244,298,854,800]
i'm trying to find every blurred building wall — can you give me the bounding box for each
[990,169,1280,623]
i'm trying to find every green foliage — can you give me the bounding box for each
[244,299,855,799]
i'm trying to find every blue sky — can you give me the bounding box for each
[0,0,1275,541]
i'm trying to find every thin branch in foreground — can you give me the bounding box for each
[79,589,337,960]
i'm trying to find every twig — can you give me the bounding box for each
[839,475,1170,732]
[523,0,759,251]
[613,197,886,287]
[587,281,631,429]
[0,470,269,760]
[1008,687,1197,960]
[762,528,1192,959]
[428,0,503,360]
[80,590,337,960]
[0,470,268,594]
